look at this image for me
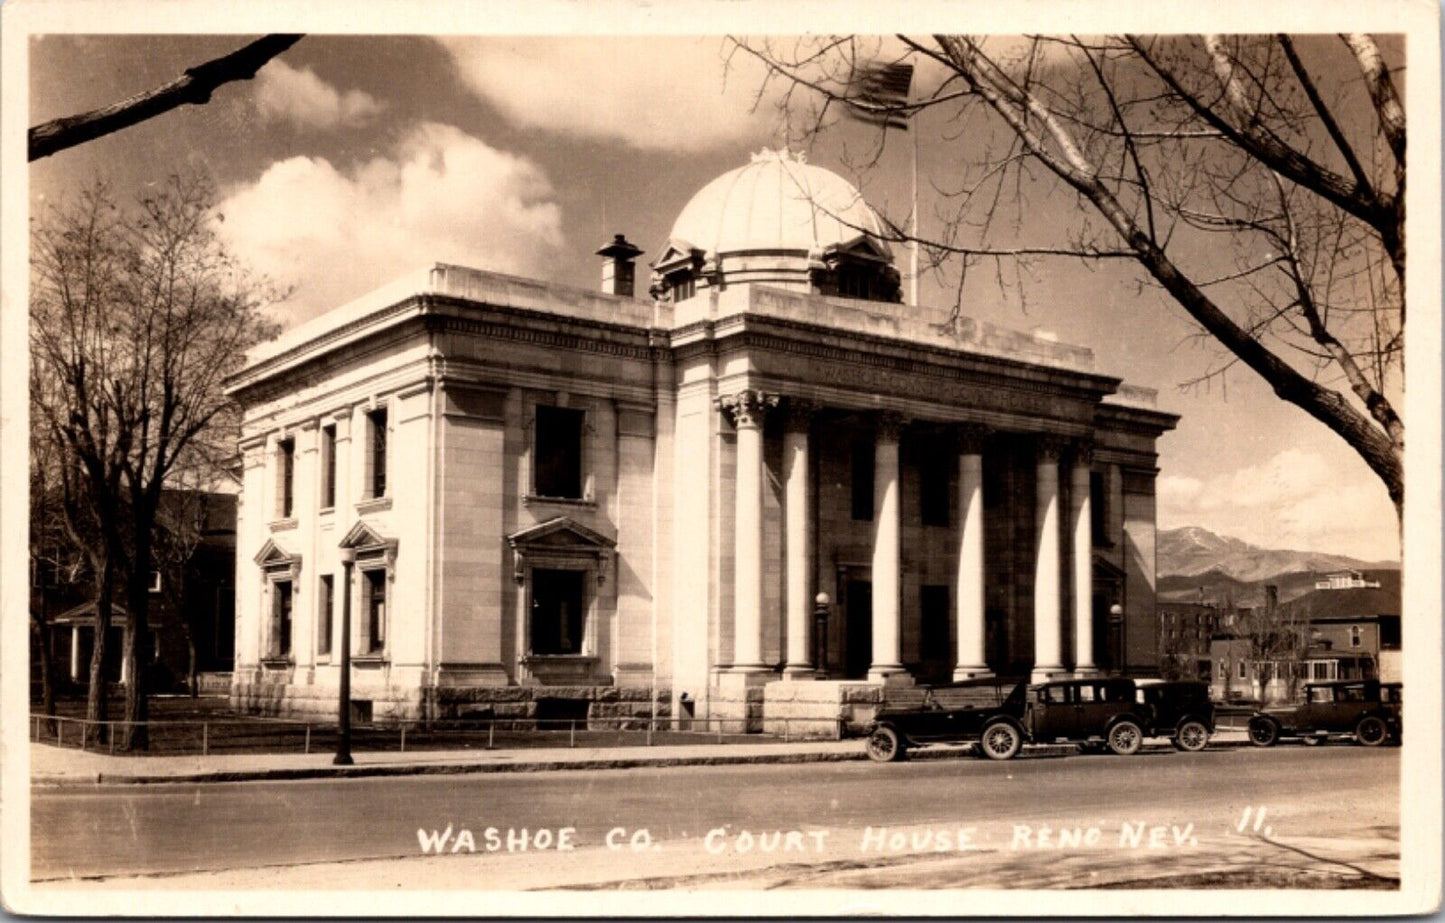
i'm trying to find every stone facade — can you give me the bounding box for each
[226,151,1176,732]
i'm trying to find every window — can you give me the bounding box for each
[531,568,586,655]
[1349,626,1363,648]
[534,405,585,499]
[270,580,293,659]
[1043,685,1068,704]
[320,424,336,509]
[367,408,388,499]
[1078,684,1097,702]
[851,439,874,521]
[279,437,296,517]
[1237,661,1247,680]
[362,569,387,654]
[317,575,334,657]
[1218,660,1228,680]
[1090,471,1108,545]
[920,450,949,527]
[669,273,696,302]
[919,585,949,657]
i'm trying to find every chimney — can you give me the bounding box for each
[596,234,643,298]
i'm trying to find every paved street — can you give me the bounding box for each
[32,746,1398,890]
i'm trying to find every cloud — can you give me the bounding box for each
[1158,449,1398,562]
[255,59,385,129]
[437,37,776,152]
[217,122,564,323]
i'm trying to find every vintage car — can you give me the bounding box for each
[1246,679,1402,747]
[1133,680,1216,752]
[1013,678,1155,757]
[864,678,1027,762]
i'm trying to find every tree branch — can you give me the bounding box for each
[29,35,303,161]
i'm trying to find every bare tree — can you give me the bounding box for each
[29,35,302,161]
[732,35,1404,520]
[31,177,281,749]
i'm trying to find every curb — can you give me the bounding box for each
[33,748,866,787]
[32,736,1256,787]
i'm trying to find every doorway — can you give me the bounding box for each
[844,579,872,679]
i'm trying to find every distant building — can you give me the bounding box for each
[1314,570,1382,590]
[1156,601,1220,681]
[33,491,237,695]
[1207,571,1400,701]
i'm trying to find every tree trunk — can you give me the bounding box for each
[121,525,152,751]
[185,625,198,698]
[85,551,116,746]
[32,618,56,722]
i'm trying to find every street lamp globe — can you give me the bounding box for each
[815,591,830,607]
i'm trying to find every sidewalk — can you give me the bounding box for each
[30,728,1252,787]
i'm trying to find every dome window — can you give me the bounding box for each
[649,239,706,304]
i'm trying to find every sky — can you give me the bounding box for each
[26,32,1404,563]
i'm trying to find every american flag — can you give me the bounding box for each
[846,61,915,131]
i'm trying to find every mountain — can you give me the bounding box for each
[1157,526,1399,584]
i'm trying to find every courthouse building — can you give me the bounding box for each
[227,150,1177,731]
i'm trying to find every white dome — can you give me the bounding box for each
[668,150,892,259]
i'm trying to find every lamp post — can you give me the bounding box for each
[813,592,831,676]
[1108,603,1124,675]
[334,547,355,766]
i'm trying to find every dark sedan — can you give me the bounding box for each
[865,678,1027,762]
[1247,679,1401,747]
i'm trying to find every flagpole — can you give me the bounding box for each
[909,113,919,308]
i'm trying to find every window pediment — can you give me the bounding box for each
[508,517,615,585]
[339,520,399,570]
[254,538,302,578]
[650,238,705,275]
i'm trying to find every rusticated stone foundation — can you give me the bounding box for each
[762,680,887,739]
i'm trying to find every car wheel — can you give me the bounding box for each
[1247,717,1279,747]
[979,721,1022,761]
[1355,716,1388,747]
[866,726,905,762]
[1106,720,1143,756]
[1174,719,1210,752]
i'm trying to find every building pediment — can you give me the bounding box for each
[817,234,893,266]
[650,239,706,274]
[1093,555,1128,582]
[508,517,615,585]
[254,538,302,578]
[507,517,616,552]
[339,520,399,554]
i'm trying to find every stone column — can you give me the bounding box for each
[720,389,777,671]
[954,425,991,679]
[782,399,817,676]
[1032,436,1066,681]
[870,412,907,681]
[1071,442,1096,676]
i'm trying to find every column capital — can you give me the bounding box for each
[1034,434,1069,463]
[717,389,779,430]
[783,397,820,433]
[1071,437,1095,467]
[873,411,907,443]
[955,423,993,455]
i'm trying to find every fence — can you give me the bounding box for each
[29,713,845,757]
